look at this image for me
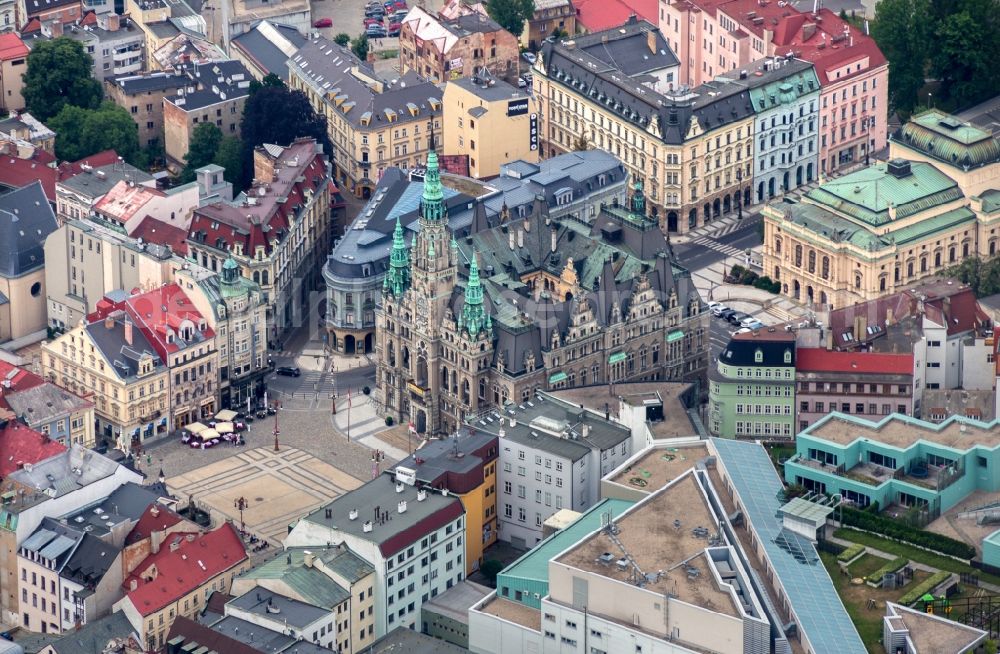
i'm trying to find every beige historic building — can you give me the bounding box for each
[535,18,760,233]
[763,110,1000,310]
[376,150,708,435]
[42,313,169,450]
[187,139,331,342]
[399,7,520,83]
[289,36,442,199]
[442,75,539,179]
[89,284,218,429]
[175,257,269,410]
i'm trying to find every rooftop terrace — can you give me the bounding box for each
[557,472,738,617]
[477,596,542,630]
[609,443,709,491]
[807,413,1000,450]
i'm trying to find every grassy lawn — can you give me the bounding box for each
[835,528,1000,587]
[820,551,929,653]
[848,552,894,579]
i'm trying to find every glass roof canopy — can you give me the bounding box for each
[712,438,868,654]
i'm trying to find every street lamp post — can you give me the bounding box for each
[272,401,281,452]
[234,496,249,536]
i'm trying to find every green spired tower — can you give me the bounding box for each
[419,149,447,223]
[382,217,410,298]
[458,252,491,338]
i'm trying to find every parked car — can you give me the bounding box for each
[732,327,752,336]
[706,301,721,312]
[276,366,301,377]
[718,308,736,321]
[522,52,536,64]
[517,77,527,88]
[365,7,385,18]
[744,319,765,331]
[711,304,730,317]
[313,17,332,27]
[728,311,749,325]
[388,22,401,35]
[363,16,382,26]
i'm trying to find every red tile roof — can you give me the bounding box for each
[0,420,66,479]
[0,360,46,393]
[125,503,186,546]
[189,140,326,258]
[796,348,913,375]
[123,523,247,616]
[89,284,215,361]
[574,0,655,32]
[0,149,121,201]
[380,499,464,557]
[0,34,29,60]
[129,215,189,256]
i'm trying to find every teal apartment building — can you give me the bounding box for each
[785,413,1000,518]
[708,329,797,440]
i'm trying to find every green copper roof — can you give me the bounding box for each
[898,110,1000,168]
[805,161,962,226]
[383,217,411,298]
[887,205,976,245]
[419,149,446,222]
[238,547,373,607]
[459,251,490,338]
[979,190,1000,214]
[748,67,821,113]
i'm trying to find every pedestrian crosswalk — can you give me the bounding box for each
[690,236,745,258]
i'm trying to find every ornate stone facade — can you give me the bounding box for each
[376,151,709,436]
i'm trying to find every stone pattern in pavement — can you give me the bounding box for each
[166,446,363,545]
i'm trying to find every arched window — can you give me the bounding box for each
[855,274,862,289]
[794,244,803,267]
[821,256,830,280]
[920,257,927,273]
[934,251,941,267]
[774,237,782,255]
[807,250,816,273]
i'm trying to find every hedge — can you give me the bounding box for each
[865,557,909,584]
[836,543,866,563]
[840,507,976,559]
[898,571,952,606]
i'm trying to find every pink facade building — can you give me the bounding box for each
[659,0,888,173]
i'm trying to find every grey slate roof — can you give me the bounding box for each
[571,16,679,77]
[84,315,164,382]
[61,533,120,588]
[165,60,252,111]
[58,162,153,198]
[301,474,463,548]
[0,181,57,277]
[109,70,187,95]
[37,612,137,654]
[6,444,121,502]
[452,75,529,103]
[230,20,306,81]
[290,36,442,130]
[470,392,631,460]
[61,481,170,537]
[207,616,295,650]
[541,20,755,144]
[4,382,92,426]
[20,518,84,571]
[366,627,470,653]
[392,430,496,483]
[228,586,328,628]
[325,149,626,278]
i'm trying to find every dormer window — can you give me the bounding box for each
[754,349,763,363]
[784,349,792,364]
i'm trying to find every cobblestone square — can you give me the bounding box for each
[166,447,363,545]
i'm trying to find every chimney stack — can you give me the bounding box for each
[517,229,524,248]
[104,315,115,330]
[647,30,657,54]
[124,318,133,346]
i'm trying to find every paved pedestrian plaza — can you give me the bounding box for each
[166,446,363,545]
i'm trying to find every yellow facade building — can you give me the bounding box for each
[763,110,1000,310]
[42,313,169,450]
[442,76,539,179]
[391,432,498,574]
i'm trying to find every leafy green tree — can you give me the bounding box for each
[180,123,223,183]
[238,86,332,189]
[481,559,504,586]
[334,32,351,46]
[872,0,931,114]
[49,102,139,164]
[212,136,244,186]
[351,34,370,61]
[933,1,999,108]
[23,38,103,122]
[943,257,1000,298]
[248,72,285,96]
[485,0,534,38]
